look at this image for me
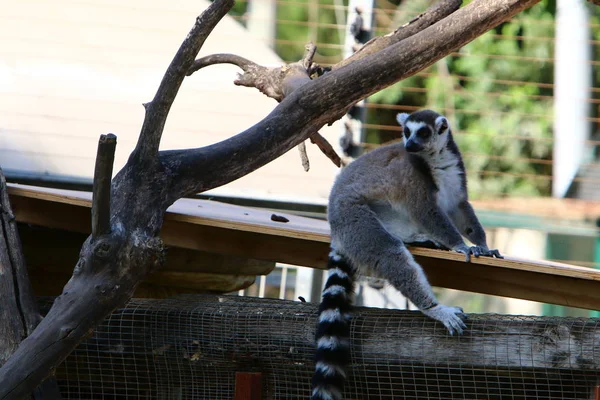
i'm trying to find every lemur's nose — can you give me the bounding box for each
[405,140,423,153]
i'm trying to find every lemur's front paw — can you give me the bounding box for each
[481,248,503,259]
[452,244,480,262]
[454,245,502,262]
[422,304,467,336]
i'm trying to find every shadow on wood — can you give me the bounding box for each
[18,224,273,297]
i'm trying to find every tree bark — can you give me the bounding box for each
[0,169,62,399]
[0,0,543,397]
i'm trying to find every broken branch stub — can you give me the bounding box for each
[298,142,310,171]
[92,133,117,239]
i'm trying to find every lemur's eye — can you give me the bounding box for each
[403,128,411,139]
[416,127,431,138]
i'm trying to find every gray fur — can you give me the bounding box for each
[328,109,502,335]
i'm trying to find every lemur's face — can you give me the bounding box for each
[396,110,450,154]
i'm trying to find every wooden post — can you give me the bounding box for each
[594,385,599,400]
[234,372,262,400]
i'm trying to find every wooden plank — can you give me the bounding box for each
[9,184,331,268]
[234,372,262,400]
[18,224,271,297]
[7,184,330,242]
[8,183,600,310]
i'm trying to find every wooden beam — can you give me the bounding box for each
[8,183,600,310]
[9,184,330,268]
[413,248,600,310]
[18,224,273,297]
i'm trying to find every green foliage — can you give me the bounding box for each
[223,0,248,22]
[276,0,345,62]
[370,0,557,198]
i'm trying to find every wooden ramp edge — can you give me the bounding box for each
[7,183,600,311]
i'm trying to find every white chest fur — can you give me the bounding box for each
[429,151,464,212]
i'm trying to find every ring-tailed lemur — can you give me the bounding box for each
[311,109,502,400]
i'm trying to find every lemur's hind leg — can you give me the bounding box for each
[332,203,466,335]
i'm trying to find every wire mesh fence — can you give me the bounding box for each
[40,295,600,399]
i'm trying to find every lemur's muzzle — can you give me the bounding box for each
[405,139,423,153]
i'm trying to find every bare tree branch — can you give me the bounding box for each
[131,0,234,164]
[334,0,462,70]
[187,54,286,100]
[188,53,293,102]
[298,142,310,171]
[0,170,63,398]
[310,133,343,168]
[165,0,541,202]
[188,53,258,74]
[293,43,329,171]
[91,134,116,239]
[302,42,317,70]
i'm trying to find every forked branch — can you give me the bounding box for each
[166,0,541,202]
[187,43,315,101]
[185,0,460,170]
[132,0,235,163]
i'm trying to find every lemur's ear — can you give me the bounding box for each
[435,116,449,134]
[396,113,410,128]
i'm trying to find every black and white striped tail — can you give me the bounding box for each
[311,249,356,400]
